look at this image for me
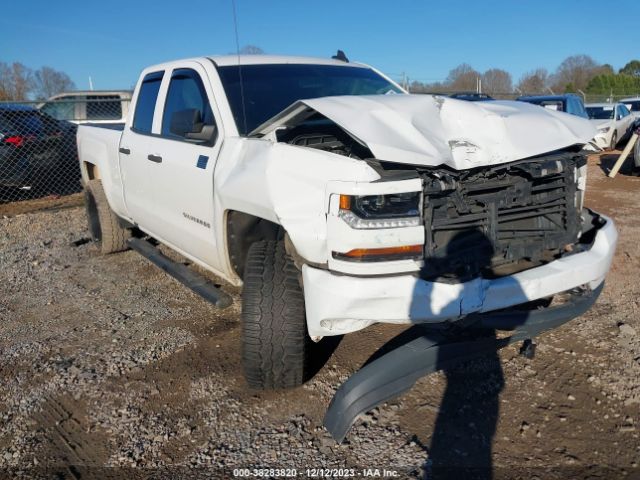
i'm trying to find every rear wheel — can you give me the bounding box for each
[609,131,618,151]
[241,240,310,389]
[84,179,130,254]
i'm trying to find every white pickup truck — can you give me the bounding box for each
[77,55,617,391]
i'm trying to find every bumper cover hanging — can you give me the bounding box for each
[323,283,604,442]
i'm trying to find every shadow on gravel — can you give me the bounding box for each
[410,232,524,479]
[358,322,506,479]
[308,335,343,381]
[598,152,640,177]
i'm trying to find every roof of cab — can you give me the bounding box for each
[142,55,371,74]
[207,55,368,68]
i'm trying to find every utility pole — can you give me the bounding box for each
[89,76,94,91]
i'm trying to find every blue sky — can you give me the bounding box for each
[2,0,639,91]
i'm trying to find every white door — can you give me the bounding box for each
[620,104,634,135]
[123,62,224,268]
[119,70,165,225]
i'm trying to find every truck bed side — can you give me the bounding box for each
[77,124,129,220]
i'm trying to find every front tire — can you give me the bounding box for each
[84,179,130,254]
[241,240,310,389]
[609,131,618,151]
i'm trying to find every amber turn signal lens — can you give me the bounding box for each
[334,244,423,262]
[339,194,351,210]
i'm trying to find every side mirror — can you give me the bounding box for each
[170,109,216,143]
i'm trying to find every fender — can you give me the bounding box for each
[214,137,380,272]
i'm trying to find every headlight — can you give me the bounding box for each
[598,126,610,133]
[337,193,421,229]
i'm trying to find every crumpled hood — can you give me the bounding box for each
[252,94,596,169]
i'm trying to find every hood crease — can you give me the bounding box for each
[252,94,596,169]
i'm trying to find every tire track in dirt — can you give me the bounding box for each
[32,395,109,478]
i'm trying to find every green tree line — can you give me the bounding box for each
[408,57,640,97]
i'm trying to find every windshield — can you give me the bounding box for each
[586,106,614,120]
[525,99,564,111]
[217,64,402,135]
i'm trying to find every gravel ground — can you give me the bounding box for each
[0,154,639,479]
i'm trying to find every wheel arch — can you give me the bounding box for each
[225,209,282,280]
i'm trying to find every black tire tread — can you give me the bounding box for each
[85,179,130,254]
[241,240,309,389]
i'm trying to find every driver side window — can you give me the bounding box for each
[161,69,215,140]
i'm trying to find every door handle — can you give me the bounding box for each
[119,147,130,155]
[147,154,162,163]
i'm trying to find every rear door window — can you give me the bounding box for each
[132,72,164,133]
[540,101,563,111]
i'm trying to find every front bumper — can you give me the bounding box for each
[303,213,616,338]
[592,131,613,149]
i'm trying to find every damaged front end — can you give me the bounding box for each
[258,95,615,338]
[242,93,616,441]
[244,92,617,443]
[415,150,587,281]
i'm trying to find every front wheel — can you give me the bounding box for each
[609,131,618,151]
[241,240,310,389]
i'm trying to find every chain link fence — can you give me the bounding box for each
[0,97,130,208]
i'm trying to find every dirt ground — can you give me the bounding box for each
[1,153,639,479]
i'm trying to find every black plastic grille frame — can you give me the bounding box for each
[419,152,584,282]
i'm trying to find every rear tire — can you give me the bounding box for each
[241,240,310,389]
[84,179,130,254]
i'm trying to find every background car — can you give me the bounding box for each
[38,90,132,125]
[517,94,588,118]
[0,104,78,192]
[620,97,640,127]
[585,102,635,150]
